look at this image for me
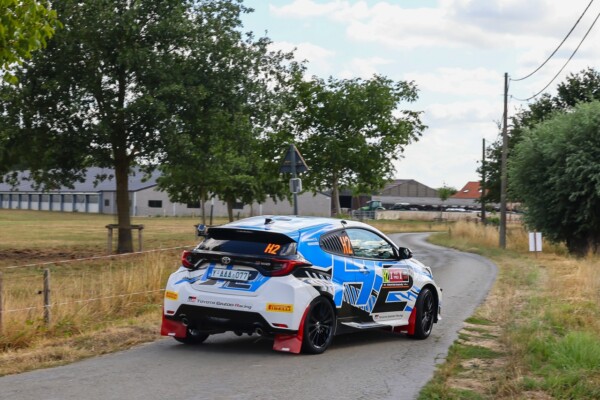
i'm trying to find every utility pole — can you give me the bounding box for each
[499,72,508,248]
[481,138,486,224]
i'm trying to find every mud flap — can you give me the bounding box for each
[406,306,417,335]
[161,314,187,338]
[272,306,310,354]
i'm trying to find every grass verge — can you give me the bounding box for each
[420,221,600,399]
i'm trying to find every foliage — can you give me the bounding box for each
[156,15,300,222]
[289,75,425,215]
[509,101,600,255]
[481,68,600,204]
[0,0,277,249]
[0,0,60,83]
[437,185,457,202]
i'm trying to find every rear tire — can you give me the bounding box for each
[410,287,435,340]
[301,297,336,354]
[174,326,209,344]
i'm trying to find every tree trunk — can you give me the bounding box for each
[115,157,133,253]
[200,193,206,225]
[331,175,341,216]
[113,65,134,253]
[227,200,234,222]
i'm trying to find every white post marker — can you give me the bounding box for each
[529,232,542,253]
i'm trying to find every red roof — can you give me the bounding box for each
[452,181,483,199]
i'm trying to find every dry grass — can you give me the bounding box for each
[423,220,600,399]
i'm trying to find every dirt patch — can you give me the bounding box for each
[0,248,105,268]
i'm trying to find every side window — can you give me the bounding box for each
[320,230,354,256]
[345,229,395,260]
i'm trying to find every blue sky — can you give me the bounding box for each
[242,0,600,189]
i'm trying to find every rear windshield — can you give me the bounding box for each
[198,228,297,257]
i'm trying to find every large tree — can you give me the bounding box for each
[156,22,300,223]
[482,68,600,204]
[509,100,600,256]
[0,0,258,252]
[289,75,425,215]
[0,0,60,83]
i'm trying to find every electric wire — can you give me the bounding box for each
[512,10,600,102]
[512,0,595,82]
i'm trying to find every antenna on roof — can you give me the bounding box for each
[265,218,274,225]
[340,220,347,225]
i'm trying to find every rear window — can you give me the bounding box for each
[198,228,297,257]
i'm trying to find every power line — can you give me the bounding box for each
[512,0,595,82]
[512,10,600,102]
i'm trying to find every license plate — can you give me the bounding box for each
[210,267,251,282]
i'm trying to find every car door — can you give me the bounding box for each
[344,228,413,324]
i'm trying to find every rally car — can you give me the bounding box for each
[161,216,441,354]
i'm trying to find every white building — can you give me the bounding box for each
[0,168,331,218]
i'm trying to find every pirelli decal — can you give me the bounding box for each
[266,303,294,313]
[165,290,179,300]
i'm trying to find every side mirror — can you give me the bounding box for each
[196,224,208,237]
[398,247,413,260]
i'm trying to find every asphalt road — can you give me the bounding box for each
[0,233,497,400]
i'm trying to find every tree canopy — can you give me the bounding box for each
[289,75,425,215]
[481,68,600,204]
[509,100,600,256]
[0,0,60,83]
[0,0,286,251]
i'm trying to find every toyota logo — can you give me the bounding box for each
[221,257,231,265]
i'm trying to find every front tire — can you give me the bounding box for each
[302,297,336,354]
[410,287,435,340]
[174,326,209,345]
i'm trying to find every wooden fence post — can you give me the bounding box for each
[43,268,51,326]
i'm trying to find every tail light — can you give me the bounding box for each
[269,259,311,276]
[181,250,194,269]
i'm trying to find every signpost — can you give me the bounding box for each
[280,144,309,215]
[529,231,542,256]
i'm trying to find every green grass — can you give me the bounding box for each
[421,223,600,399]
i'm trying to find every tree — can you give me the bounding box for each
[481,68,600,204]
[509,100,600,256]
[289,75,425,215]
[437,184,457,218]
[156,26,299,223]
[0,0,257,252]
[0,0,60,83]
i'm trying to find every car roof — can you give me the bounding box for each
[216,215,369,239]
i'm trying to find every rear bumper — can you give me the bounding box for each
[166,304,295,335]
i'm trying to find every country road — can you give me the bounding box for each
[0,233,497,400]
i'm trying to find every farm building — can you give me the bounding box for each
[0,168,331,217]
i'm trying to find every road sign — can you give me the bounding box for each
[280,144,309,174]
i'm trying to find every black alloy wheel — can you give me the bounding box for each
[302,297,336,354]
[174,326,210,344]
[410,287,435,339]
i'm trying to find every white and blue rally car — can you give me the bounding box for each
[162,216,441,354]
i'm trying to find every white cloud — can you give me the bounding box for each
[339,57,393,79]
[405,67,502,97]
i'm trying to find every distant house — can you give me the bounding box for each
[452,181,483,200]
[0,168,331,217]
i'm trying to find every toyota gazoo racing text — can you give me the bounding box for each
[161,216,442,354]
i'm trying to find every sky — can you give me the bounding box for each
[241,0,600,190]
